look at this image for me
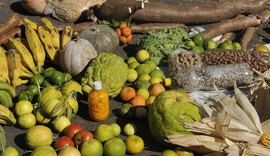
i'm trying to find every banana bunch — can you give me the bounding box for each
[0,104,16,125]
[0,47,10,84]
[0,80,16,108]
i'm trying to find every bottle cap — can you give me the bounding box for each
[93,81,102,90]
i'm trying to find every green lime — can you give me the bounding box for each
[203,38,218,50]
[219,40,233,50]
[129,62,140,69]
[26,85,39,96]
[17,90,29,101]
[43,67,56,78]
[49,71,65,85]
[30,74,44,86]
[127,57,138,64]
[127,69,138,83]
[192,33,204,46]
[144,60,157,71]
[232,42,242,50]
[185,40,196,48]
[63,73,72,82]
[137,74,151,81]
[41,80,51,87]
[150,69,165,79]
[192,46,205,55]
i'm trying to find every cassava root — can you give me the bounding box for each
[0,13,22,36]
[0,27,21,45]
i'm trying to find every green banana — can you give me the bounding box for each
[0,90,13,108]
[0,80,16,98]
[0,105,16,125]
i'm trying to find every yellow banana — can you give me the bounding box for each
[7,38,38,74]
[21,65,34,78]
[15,78,28,86]
[0,47,10,83]
[41,18,60,50]
[22,18,38,30]
[0,104,16,125]
[6,49,22,87]
[61,25,73,49]
[37,25,59,64]
[24,23,46,72]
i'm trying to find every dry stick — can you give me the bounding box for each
[0,13,22,37]
[55,22,96,32]
[202,15,261,39]
[240,27,259,50]
[218,32,235,44]
[0,27,21,45]
[96,0,270,24]
[131,23,186,34]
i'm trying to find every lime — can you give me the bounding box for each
[135,64,153,75]
[62,73,72,82]
[41,80,51,88]
[49,71,65,85]
[80,139,103,156]
[109,123,121,136]
[129,61,140,69]
[137,74,151,81]
[95,124,115,142]
[30,74,45,85]
[120,103,134,117]
[136,88,149,100]
[136,49,149,63]
[192,46,204,55]
[17,90,29,101]
[123,123,137,136]
[161,149,177,156]
[192,33,204,46]
[2,146,19,156]
[232,42,242,50]
[127,57,137,64]
[127,69,138,83]
[26,85,39,96]
[43,67,56,78]
[219,40,233,50]
[125,135,144,155]
[150,69,165,79]
[185,40,196,48]
[18,113,36,129]
[144,60,157,71]
[203,38,218,50]
[15,100,33,116]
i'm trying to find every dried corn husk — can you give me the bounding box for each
[166,84,270,155]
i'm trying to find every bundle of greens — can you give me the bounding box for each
[138,28,192,65]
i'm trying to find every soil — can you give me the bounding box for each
[1,0,270,156]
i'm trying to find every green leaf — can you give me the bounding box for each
[0,125,6,152]
[111,19,119,28]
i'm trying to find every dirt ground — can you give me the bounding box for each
[0,0,269,156]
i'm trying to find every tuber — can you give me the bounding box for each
[0,27,21,45]
[95,0,270,24]
[240,27,258,50]
[131,23,186,34]
[0,13,22,37]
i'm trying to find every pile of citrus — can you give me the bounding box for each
[115,22,133,44]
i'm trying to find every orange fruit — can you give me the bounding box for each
[120,87,136,102]
[119,22,127,29]
[119,36,128,44]
[121,27,132,37]
[115,28,121,37]
[149,83,166,96]
[130,95,145,107]
[127,34,133,44]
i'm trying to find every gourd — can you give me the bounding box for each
[59,34,97,76]
[79,25,120,54]
[88,81,109,121]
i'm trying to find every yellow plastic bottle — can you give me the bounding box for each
[88,81,109,121]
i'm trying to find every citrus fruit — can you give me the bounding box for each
[150,77,163,84]
[127,69,138,83]
[80,139,103,156]
[25,125,53,149]
[129,61,140,69]
[161,149,177,156]
[136,49,149,62]
[127,57,137,64]
[58,146,81,156]
[232,42,242,50]
[120,103,134,117]
[219,40,233,50]
[18,113,36,129]
[26,85,39,96]
[137,74,151,81]
[2,146,19,156]
[123,123,137,136]
[120,87,136,102]
[150,69,165,79]
[15,100,33,116]
[52,116,71,133]
[144,60,157,71]
[30,74,45,85]
[135,107,148,119]
[135,64,153,75]
[192,33,204,46]
[136,88,150,100]
[125,135,144,155]
[121,27,132,37]
[130,95,146,107]
[175,147,194,156]
[149,83,166,96]
[95,124,115,142]
[109,123,121,136]
[203,38,218,50]
[49,71,65,85]
[30,145,57,156]
[103,137,126,156]
[35,108,51,124]
[145,96,156,107]
[192,46,204,55]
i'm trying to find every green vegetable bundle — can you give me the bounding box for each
[139,28,192,65]
[81,53,128,97]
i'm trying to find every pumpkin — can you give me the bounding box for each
[79,25,120,54]
[59,34,97,76]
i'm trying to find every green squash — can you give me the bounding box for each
[148,89,201,145]
[79,25,120,54]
